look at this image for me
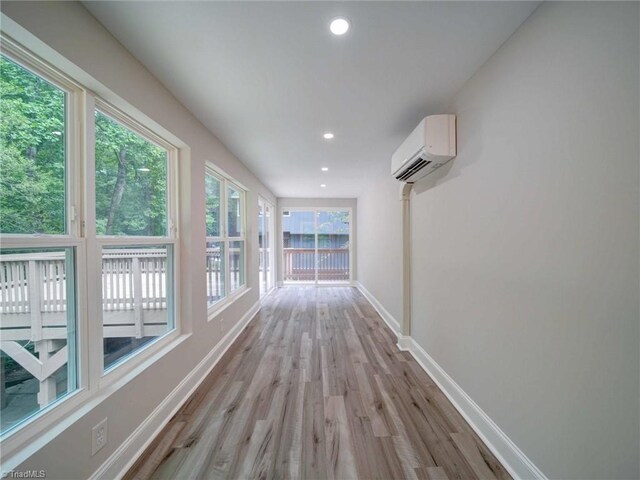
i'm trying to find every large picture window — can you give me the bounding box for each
[205,169,245,310]
[0,53,79,435]
[94,104,177,372]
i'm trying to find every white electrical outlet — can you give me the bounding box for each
[91,418,108,456]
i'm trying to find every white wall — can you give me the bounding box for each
[0,2,276,478]
[358,2,639,479]
[356,177,403,323]
[276,198,357,284]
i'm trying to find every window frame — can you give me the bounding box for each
[205,165,247,319]
[258,196,276,297]
[0,36,90,456]
[92,98,181,383]
[280,206,353,285]
[0,34,183,460]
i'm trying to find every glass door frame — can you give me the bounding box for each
[258,196,276,296]
[280,206,353,285]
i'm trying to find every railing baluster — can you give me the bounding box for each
[132,257,143,338]
[110,259,116,311]
[128,258,134,309]
[28,260,43,341]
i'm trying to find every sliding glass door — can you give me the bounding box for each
[282,208,351,284]
[258,198,275,296]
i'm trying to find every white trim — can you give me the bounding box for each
[0,333,188,474]
[353,282,545,480]
[402,337,547,480]
[355,282,401,336]
[396,335,412,352]
[280,206,353,285]
[90,300,261,480]
[207,285,250,321]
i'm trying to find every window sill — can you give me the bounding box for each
[0,331,190,473]
[207,285,250,322]
[99,328,187,391]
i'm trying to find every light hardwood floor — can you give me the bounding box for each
[125,286,511,480]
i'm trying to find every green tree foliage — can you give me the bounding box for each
[0,56,65,234]
[0,54,168,237]
[95,111,167,236]
[205,173,220,237]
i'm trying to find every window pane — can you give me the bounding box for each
[229,240,245,292]
[102,245,174,371]
[317,211,350,283]
[227,185,242,237]
[95,110,168,236]
[282,210,315,282]
[258,202,265,296]
[205,174,221,237]
[0,56,66,235]
[0,247,77,434]
[206,241,225,307]
[265,205,273,291]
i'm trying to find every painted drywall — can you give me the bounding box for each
[409,2,638,479]
[0,1,276,478]
[276,198,357,284]
[356,177,403,325]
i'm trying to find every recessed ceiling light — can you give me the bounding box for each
[323,132,334,140]
[321,167,329,172]
[320,184,327,188]
[138,167,150,172]
[330,17,350,36]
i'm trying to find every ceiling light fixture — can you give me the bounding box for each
[321,167,329,172]
[138,167,150,172]
[320,184,327,188]
[323,132,334,140]
[329,17,350,36]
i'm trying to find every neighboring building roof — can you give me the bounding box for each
[282,211,349,235]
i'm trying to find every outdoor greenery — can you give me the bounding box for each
[95,111,167,236]
[205,173,220,237]
[0,54,168,237]
[0,55,66,234]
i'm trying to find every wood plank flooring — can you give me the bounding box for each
[125,287,511,480]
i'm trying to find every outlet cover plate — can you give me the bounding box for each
[91,418,108,456]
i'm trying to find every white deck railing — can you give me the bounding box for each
[283,248,349,282]
[0,249,172,409]
[0,249,171,342]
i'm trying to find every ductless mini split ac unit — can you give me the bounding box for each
[391,114,457,183]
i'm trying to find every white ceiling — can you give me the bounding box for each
[84,1,539,198]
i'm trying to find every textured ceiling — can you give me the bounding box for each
[84,1,539,197]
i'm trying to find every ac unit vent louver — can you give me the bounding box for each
[395,159,431,182]
[391,115,456,183]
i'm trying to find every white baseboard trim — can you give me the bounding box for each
[90,300,261,480]
[403,336,547,480]
[396,335,411,352]
[354,281,401,336]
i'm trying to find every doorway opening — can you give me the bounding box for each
[281,208,351,284]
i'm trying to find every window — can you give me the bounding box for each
[95,110,168,237]
[94,104,177,372]
[258,198,275,297]
[0,36,181,453]
[0,53,79,435]
[205,169,245,310]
